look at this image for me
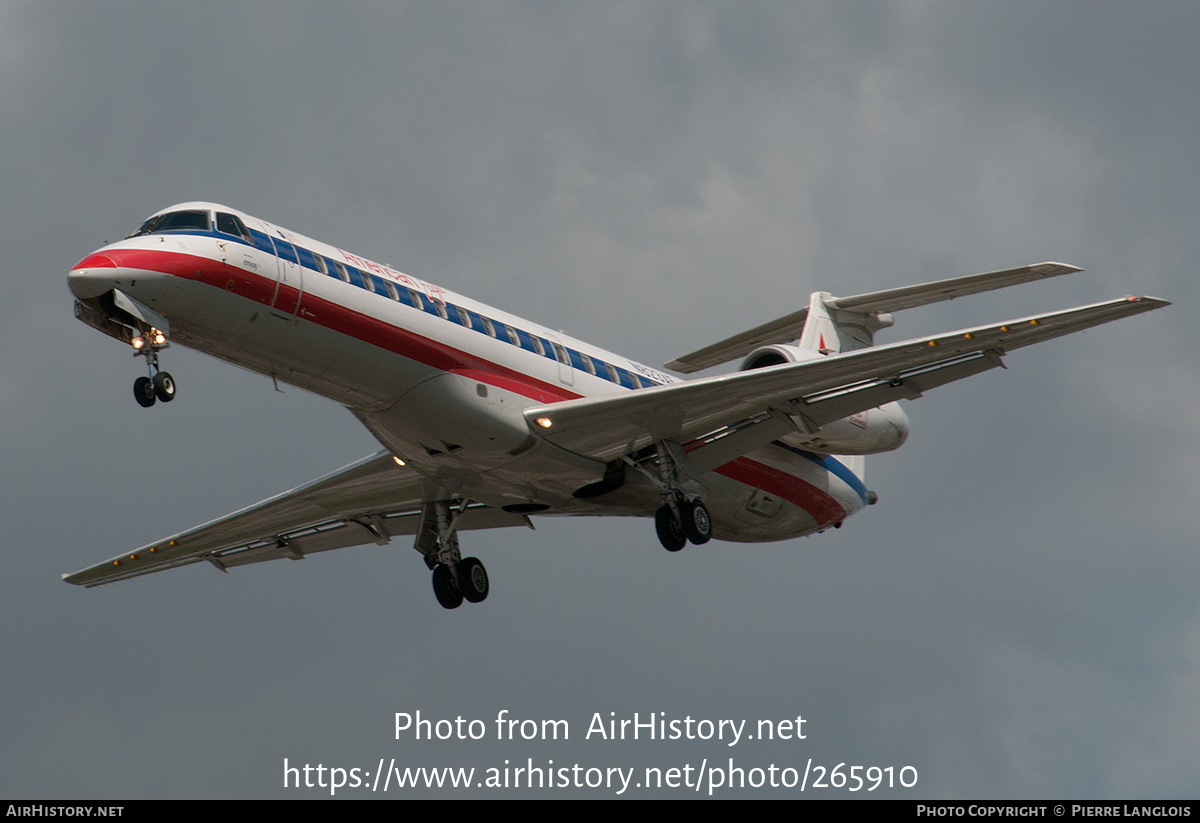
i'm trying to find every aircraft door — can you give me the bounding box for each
[268,235,304,319]
[546,332,574,386]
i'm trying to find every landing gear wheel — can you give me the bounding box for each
[458,557,489,603]
[680,500,712,545]
[153,371,176,403]
[134,376,156,407]
[655,506,686,552]
[432,564,463,609]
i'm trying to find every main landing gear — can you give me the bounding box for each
[655,498,712,551]
[638,440,715,553]
[415,500,490,610]
[130,327,176,408]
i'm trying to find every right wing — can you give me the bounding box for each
[525,296,1168,468]
[63,450,530,587]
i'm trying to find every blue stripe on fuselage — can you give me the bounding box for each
[143,228,667,390]
[770,441,869,504]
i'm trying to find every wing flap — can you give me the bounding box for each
[530,296,1168,462]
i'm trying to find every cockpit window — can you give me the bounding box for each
[128,209,212,237]
[215,212,251,242]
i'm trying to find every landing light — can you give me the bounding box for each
[153,331,166,345]
[392,456,406,467]
[535,417,553,429]
[131,336,145,350]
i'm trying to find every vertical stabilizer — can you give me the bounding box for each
[797,291,894,354]
[796,292,892,487]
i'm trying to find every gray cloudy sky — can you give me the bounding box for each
[2,1,1197,799]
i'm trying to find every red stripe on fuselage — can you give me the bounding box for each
[715,457,846,527]
[101,246,581,405]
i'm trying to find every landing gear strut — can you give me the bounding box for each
[130,327,175,407]
[415,500,490,609]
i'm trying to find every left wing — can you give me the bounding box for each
[63,450,530,587]
[525,296,1168,466]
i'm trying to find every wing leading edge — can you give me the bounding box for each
[524,295,1169,465]
[63,451,531,587]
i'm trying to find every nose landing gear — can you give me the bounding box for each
[130,328,175,407]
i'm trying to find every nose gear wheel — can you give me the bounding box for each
[130,327,176,407]
[134,376,156,408]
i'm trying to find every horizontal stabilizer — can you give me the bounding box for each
[665,262,1082,373]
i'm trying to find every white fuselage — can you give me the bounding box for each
[69,202,886,542]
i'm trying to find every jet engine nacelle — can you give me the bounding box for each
[740,344,910,455]
[739,344,822,371]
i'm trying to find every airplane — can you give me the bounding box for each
[64,202,1168,608]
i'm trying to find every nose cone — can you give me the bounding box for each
[69,252,118,299]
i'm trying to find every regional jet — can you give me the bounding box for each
[64,203,1168,607]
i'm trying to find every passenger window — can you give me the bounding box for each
[334,261,350,283]
[465,310,489,333]
[314,255,329,275]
